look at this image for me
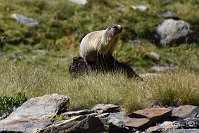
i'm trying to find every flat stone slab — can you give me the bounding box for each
[129,108,172,119]
[0,94,69,133]
[122,117,150,129]
[127,108,172,129]
[92,104,120,113]
[172,105,199,119]
[38,115,105,133]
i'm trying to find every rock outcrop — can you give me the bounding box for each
[69,55,141,79]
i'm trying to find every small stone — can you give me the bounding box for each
[146,121,181,132]
[132,5,149,11]
[69,0,87,5]
[0,112,7,120]
[63,109,93,116]
[139,73,162,79]
[128,40,144,46]
[107,112,126,128]
[161,11,179,20]
[0,94,69,133]
[10,55,24,61]
[151,66,179,72]
[0,52,5,58]
[116,3,125,12]
[172,105,199,119]
[12,14,40,27]
[147,52,160,62]
[92,104,120,113]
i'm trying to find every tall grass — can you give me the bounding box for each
[0,59,199,113]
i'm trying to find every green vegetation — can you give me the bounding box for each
[0,0,199,113]
[0,92,27,114]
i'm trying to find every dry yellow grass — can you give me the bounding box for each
[0,59,199,113]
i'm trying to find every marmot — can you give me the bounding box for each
[79,25,122,61]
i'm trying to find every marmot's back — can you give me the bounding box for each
[79,25,122,61]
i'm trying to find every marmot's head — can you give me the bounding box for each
[105,25,123,37]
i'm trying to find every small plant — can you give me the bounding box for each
[53,114,67,123]
[0,92,27,114]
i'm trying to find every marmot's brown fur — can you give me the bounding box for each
[79,25,122,61]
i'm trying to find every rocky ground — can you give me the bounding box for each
[0,94,199,133]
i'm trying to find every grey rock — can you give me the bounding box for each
[156,19,192,46]
[69,0,87,5]
[38,115,106,133]
[0,112,7,120]
[107,112,131,132]
[10,55,24,61]
[0,94,69,133]
[128,40,144,46]
[92,104,120,113]
[146,121,181,132]
[147,52,160,62]
[96,113,110,118]
[63,109,93,116]
[117,3,125,12]
[12,14,40,27]
[172,105,199,119]
[0,35,5,48]
[151,66,179,72]
[132,5,149,11]
[107,112,125,128]
[139,73,162,79]
[0,52,5,58]
[161,11,179,20]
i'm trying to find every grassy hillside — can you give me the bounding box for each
[0,0,199,112]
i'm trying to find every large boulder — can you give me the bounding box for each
[0,94,69,133]
[155,19,192,46]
